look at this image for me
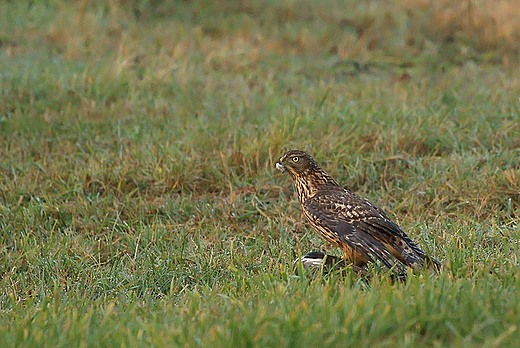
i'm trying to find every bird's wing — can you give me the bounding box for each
[341,195,437,267]
[303,190,404,270]
[304,190,441,270]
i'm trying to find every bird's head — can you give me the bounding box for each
[275,150,317,177]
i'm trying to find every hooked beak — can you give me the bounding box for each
[275,161,286,173]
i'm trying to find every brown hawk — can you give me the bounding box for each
[276,149,443,275]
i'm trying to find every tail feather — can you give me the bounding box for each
[423,255,444,273]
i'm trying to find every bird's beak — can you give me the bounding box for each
[275,161,286,173]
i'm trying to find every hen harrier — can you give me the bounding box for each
[277,150,442,275]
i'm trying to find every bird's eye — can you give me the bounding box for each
[291,156,299,163]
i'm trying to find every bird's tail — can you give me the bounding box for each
[423,255,445,273]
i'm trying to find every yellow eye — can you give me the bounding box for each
[291,156,299,163]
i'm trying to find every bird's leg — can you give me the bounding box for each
[339,244,370,269]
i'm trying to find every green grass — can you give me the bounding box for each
[1,0,520,347]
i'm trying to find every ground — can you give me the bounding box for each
[1,1,519,347]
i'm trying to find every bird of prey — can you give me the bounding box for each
[276,149,443,275]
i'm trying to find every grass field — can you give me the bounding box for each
[1,0,520,346]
